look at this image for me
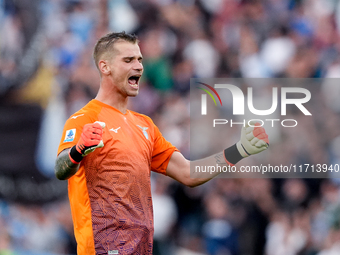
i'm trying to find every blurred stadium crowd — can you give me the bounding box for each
[1,0,340,254]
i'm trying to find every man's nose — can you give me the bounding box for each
[134,61,143,72]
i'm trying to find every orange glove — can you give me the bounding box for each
[69,121,105,164]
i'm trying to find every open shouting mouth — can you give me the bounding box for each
[128,75,141,89]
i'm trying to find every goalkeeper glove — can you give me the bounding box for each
[69,121,106,164]
[224,121,269,165]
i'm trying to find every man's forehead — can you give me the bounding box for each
[113,41,141,56]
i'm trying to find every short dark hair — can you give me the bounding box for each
[93,31,138,69]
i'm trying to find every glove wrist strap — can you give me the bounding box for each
[224,143,244,166]
[236,141,251,158]
[69,146,83,164]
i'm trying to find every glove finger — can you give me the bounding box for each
[81,132,101,146]
[82,127,101,141]
[256,132,267,139]
[246,120,256,127]
[253,126,265,136]
[92,122,104,130]
[91,127,103,136]
[245,122,262,134]
[255,139,268,148]
[256,133,269,144]
[247,121,261,128]
[94,121,106,129]
[250,137,260,146]
[83,127,101,139]
[88,124,103,132]
[253,126,269,144]
[255,146,267,153]
[89,133,102,141]
[246,132,255,141]
[245,126,255,134]
[81,131,93,142]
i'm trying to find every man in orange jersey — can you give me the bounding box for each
[55,32,269,255]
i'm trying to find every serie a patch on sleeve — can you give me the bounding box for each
[64,129,76,142]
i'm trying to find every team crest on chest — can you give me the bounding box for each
[137,125,149,139]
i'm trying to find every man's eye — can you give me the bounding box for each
[125,59,131,63]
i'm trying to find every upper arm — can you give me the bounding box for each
[57,112,95,155]
[149,117,179,175]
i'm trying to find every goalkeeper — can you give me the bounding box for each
[55,31,269,255]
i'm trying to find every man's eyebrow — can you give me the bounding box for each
[122,56,143,60]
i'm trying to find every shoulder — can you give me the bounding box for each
[129,110,155,126]
[70,100,102,117]
[67,100,102,125]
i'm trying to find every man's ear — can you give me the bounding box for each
[99,60,111,75]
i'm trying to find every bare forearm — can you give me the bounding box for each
[168,123,269,187]
[55,149,80,180]
[167,151,230,188]
[171,148,245,187]
[188,151,229,186]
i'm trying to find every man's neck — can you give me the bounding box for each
[95,88,129,114]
